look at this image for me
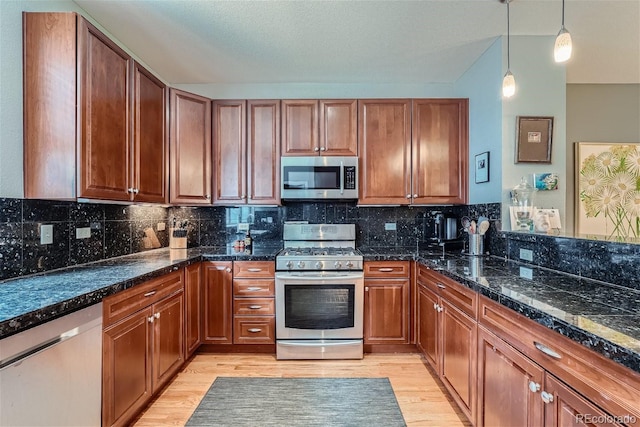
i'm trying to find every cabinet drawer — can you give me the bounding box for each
[103,270,183,328]
[233,298,275,315]
[233,279,275,297]
[478,295,640,423]
[233,317,275,344]
[417,266,476,319]
[364,261,410,278]
[233,261,275,278]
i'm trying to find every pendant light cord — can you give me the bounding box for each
[561,0,565,27]
[507,0,511,69]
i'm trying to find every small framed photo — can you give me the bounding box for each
[475,151,490,183]
[515,116,554,163]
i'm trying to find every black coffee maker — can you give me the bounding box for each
[434,212,458,242]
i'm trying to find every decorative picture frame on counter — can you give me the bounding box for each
[515,116,554,163]
[475,151,490,183]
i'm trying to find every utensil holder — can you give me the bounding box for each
[468,234,484,256]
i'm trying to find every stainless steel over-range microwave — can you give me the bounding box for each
[280,156,358,200]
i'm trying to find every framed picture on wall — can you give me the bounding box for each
[475,151,490,183]
[575,142,640,238]
[515,116,554,163]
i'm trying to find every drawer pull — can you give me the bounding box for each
[248,305,263,310]
[528,381,541,393]
[247,328,262,333]
[215,266,227,271]
[247,268,262,272]
[436,283,446,289]
[144,290,157,297]
[378,268,394,272]
[246,287,263,291]
[534,341,562,359]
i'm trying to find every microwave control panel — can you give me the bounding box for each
[344,166,357,190]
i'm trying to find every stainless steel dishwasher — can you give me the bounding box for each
[0,303,102,426]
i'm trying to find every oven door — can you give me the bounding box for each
[275,272,364,340]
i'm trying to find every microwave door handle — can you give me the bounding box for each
[340,160,344,195]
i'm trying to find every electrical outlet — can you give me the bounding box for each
[157,222,166,231]
[40,224,53,245]
[519,266,533,280]
[76,227,91,239]
[385,222,397,231]
[237,222,249,232]
[519,248,534,262]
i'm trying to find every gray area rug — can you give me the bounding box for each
[186,377,407,427]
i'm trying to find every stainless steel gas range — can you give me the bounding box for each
[275,223,364,360]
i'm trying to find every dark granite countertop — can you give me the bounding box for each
[361,246,640,374]
[2,244,638,375]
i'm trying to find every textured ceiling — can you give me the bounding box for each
[74,0,640,85]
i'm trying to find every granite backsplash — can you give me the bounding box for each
[2,198,637,292]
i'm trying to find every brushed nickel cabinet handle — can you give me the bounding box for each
[541,391,554,404]
[436,283,446,289]
[144,290,157,297]
[246,287,263,291]
[378,268,394,272]
[247,268,262,272]
[247,328,262,333]
[147,316,154,323]
[534,341,562,359]
[529,381,541,393]
[248,305,263,310]
[154,312,160,319]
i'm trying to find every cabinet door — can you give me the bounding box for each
[132,61,167,203]
[281,100,318,156]
[102,307,152,427]
[202,262,233,343]
[412,99,468,204]
[213,100,246,204]
[441,299,477,424]
[364,278,409,344]
[358,99,412,205]
[319,99,358,156]
[417,283,440,371]
[169,88,212,204]
[543,374,623,427]
[152,291,184,393]
[78,17,131,201]
[247,100,281,204]
[477,326,544,427]
[184,263,202,358]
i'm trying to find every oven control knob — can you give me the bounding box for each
[297,261,306,269]
[346,261,354,269]
[286,261,293,270]
[334,261,342,269]
[315,261,323,269]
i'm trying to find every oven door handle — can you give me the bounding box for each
[278,340,363,347]
[275,272,363,281]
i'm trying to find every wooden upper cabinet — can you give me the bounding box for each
[213,100,246,204]
[23,13,167,203]
[320,100,358,156]
[281,100,318,156]
[412,99,468,204]
[169,88,212,205]
[282,99,357,156]
[213,100,280,205]
[247,100,281,205]
[132,62,167,203]
[358,99,412,205]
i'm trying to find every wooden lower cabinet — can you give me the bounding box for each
[184,263,202,358]
[477,325,544,427]
[232,261,275,344]
[202,261,233,344]
[416,266,477,425]
[102,270,184,427]
[363,261,410,345]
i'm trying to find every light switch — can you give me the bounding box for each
[40,224,53,245]
[157,222,166,231]
[76,227,91,239]
[385,222,397,231]
[519,248,533,262]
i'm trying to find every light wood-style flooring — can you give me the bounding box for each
[133,352,471,427]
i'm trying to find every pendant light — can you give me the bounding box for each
[554,0,572,62]
[502,0,515,98]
